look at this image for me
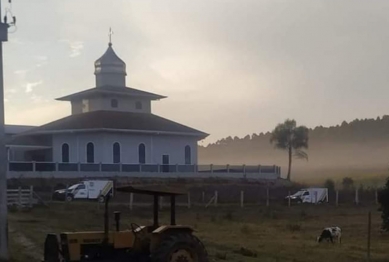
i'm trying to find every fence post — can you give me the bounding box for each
[375,189,378,205]
[336,190,339,207]
[202,192,205,203]
[129,193,133,211]
[367,211,371,261]
[29,186,33,208]
[187,192,191,209]
[314,191,318,205]
[214,191,218,207]
[258,165,261,174]
[266,187,269,207]
[159,196,163,210]
[226,164,230,173]
[18,187,22,207]
[288,191,291,207]
[243,164,246,174]
[355,188,359,205]
[210,164,213,174]
[32,162,36,172]
[240,191,244,208]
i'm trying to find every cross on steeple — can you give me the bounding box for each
[108,27,113,46]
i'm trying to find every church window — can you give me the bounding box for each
[113,142,121,163]
[62,143,69,163]
[185,145,191,165]
[135,101,142,110]
[86,142,95,163]
[111,99,118,108]
[82,99,89,113]
[138,143,146,164]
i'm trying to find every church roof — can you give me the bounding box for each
[17,110,208,139]
[56,85,166,101]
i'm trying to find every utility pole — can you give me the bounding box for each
[0,0,15,260]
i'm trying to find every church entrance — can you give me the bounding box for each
[162,155,169,172]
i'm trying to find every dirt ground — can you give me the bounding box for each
[7,201,389,262]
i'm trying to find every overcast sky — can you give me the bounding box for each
[3,0,389,143]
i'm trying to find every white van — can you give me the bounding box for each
[52,180,114,202]
[285,188,328,204]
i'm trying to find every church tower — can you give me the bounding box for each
[94,42,127,87]
[56,32,166,115]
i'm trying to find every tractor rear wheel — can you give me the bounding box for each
[151,233,209,262]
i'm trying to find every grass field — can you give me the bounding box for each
[8,202,389,262]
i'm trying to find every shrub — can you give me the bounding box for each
[342,177,354,190]
[324,179,335,192]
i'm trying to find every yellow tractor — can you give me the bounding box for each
[43,185,209,262]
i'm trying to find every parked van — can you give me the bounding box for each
[285,188,328,204]
[52,180,114,202]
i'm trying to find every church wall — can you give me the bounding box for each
[53,133,105,163]
[71,100,83,114]
[99,96,151,114]
[70,96,152,115]
[52,132,199,165]
[150,135,198,165]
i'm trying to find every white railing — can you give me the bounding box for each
[8,162,281,175]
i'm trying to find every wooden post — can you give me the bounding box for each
[187,192,191,209]
[240,191,244,208]
[288,191,291,207]
[159,196,163,210]
[129,193,133,211]
[355,188,359,205]
[336,190,339,207]
[29,186,33,208]
[202,191,205,203]
[367,211,371,261]
[18,187,22,207]
[266,188,269,207]
[214,191,218,207]
[375,189,378,205]
[65,184,69,203]
[97,190,101,210]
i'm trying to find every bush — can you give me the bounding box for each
[342,177,354,190]
[324,179,335,192]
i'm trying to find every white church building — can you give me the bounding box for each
[6,41,281,179]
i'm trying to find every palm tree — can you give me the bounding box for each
[270,119,309,181]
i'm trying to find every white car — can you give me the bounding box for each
[52,180,114,202]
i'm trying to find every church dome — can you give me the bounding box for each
[94,43,126,75]
[94,43,127,87]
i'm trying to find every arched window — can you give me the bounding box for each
[138,143,146,164]
[86,142,94,163]
[111,99,118,108]
[113,142,120,163]
[62,143,69,163]
[185,145,191,165]
[135,101,142,110]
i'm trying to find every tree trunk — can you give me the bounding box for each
[287,146,292,180]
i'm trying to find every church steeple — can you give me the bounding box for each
[94,30,126,87]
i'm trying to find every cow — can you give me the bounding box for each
[316,227,341,244]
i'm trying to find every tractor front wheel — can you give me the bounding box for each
[151,233,209,262]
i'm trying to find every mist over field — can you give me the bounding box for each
[199,116,389,185]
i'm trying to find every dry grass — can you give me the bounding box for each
[7,201,389,262]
